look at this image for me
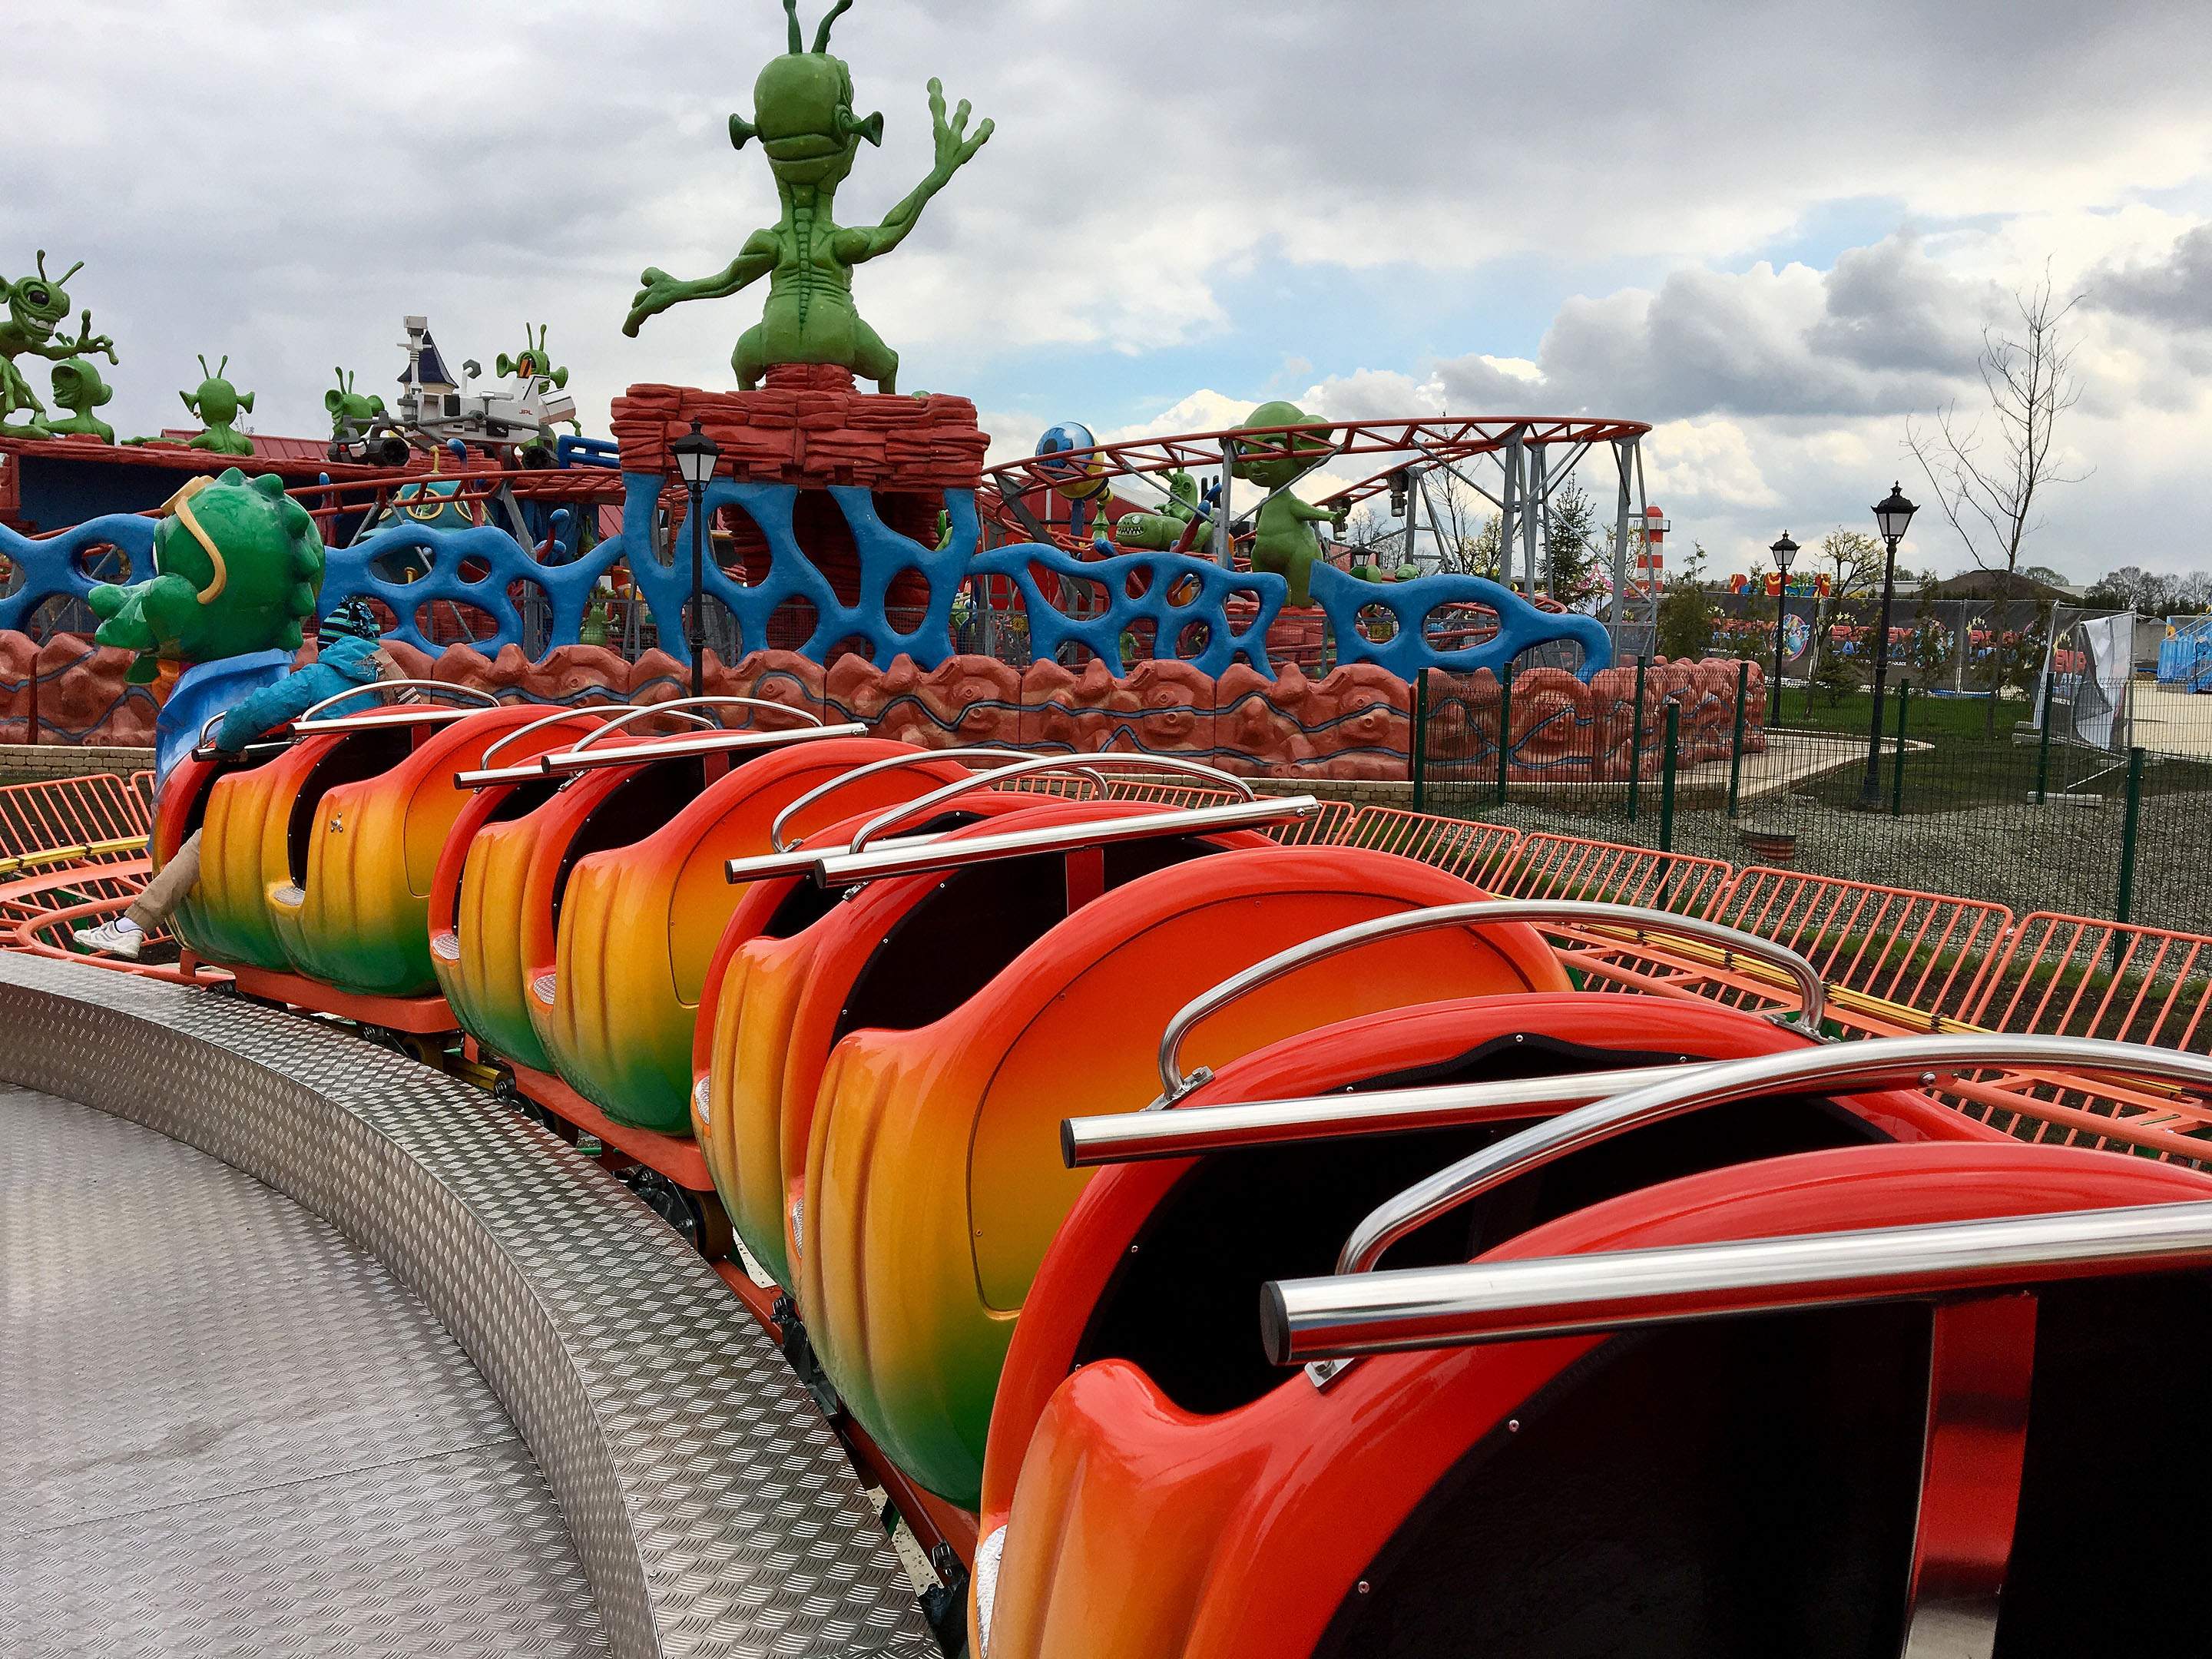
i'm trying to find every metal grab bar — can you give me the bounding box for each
[293,678,503,728]
[1151,902,1830,1108]
[814,796,1320,886]
[1263,1198,2212,1366]
[724,830,951,885]
[766,747,1113,854]
[534,722,866,776]
[477,704,680,767]
[564,695,823,752]
[1336,1035,2212,1280]
[846,753,1256,855]
[1062,1061,1695,1168]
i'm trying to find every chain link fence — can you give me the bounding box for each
[1416,638,2212,936]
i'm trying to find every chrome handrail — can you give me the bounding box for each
[1151,902,1828,1108]
[1063,1061,1694,1167]
[765,748,1112,854]
[535,722,866,775]
[814,796,1320,886]
[1263,1197,2212,1365]
[565,695,823,752]
[477,704,684,767]
[294,678,502,727]
[847,753,1255,854]
[1337,1035,2212,1280]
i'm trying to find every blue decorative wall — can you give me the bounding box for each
[0,515,156,634]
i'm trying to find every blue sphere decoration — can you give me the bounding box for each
[1035,421,1108,499]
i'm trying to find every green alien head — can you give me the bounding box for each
[6,250,80,348]
[181,354,253,427]
[730,0,884,187]
[88,469,326,667]
[325,366,388,434]
[45,356,114,441]
[1230,401,1333,491]
[495,323,571,389]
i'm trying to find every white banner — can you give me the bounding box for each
[2075,613,2133,750]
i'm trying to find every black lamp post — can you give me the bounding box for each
[1859,481,1918,805]
[1768,531,1799,712]
[671,418,721,700]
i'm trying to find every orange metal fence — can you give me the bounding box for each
[1334,807,1522,889]
[1492,833,1734,916]
[0,774,152,868]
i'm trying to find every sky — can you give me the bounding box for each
[6,0,2210,584]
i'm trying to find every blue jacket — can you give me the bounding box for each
[214,635,386,752]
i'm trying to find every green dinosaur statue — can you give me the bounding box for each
[621,0,993,392]
[1231,401,1346,606]
[88,469,326,675]
[178,355,255,454]
[1,253,116,438]
[1114,467,1212,554]
[45,355,114,441]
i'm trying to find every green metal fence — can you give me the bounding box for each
[1414,659,2212,936]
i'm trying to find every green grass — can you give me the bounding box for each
[1777,686,2022,743]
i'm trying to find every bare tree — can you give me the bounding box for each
[1423,468,1502,579]
[1906,268,2091,583]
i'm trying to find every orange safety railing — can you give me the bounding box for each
[1266,799,1358,846]
[1492,833,1734,916]
[1704,867,2013,1035]
[1333,807,1522,889]
[0,774,152,867]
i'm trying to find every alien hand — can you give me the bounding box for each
[623,268,682,336]
[926,78,994,179]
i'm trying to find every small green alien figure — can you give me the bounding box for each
[45,356,114,442]
[1,252,117,438]
[178,355,255,455]
[89,469,326,674]
[1231,402,1348,607]
[623,0,993,393]
[325,367,388,438]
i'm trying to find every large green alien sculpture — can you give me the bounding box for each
[1232,402,1347,606]
[1,253,117,438]
[89,470,326,676]
[622,0,992,392]
[1114,467,1214,555]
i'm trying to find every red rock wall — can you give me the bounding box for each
[4,625,1767,781]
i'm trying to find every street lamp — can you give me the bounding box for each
[1768,531,1799,714]
[1859,481,1918,806]
[671,418,721,700]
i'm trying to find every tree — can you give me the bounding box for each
[1654,541,1718,661]
[1906,268,2089,584]
[1542,482,1605,610]
[1810,527,1884,689]
[2081,566,2212,616]
[1420,468,1502,580]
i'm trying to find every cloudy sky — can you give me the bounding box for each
[7,0,2210,582]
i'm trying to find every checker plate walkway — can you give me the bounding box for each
[0,1081,611,1657]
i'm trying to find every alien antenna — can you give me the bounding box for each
[812,0,853,52]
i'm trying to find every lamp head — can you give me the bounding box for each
[1769,530,1800,575]
[1873,482,1917,544]
[671,417,720,488]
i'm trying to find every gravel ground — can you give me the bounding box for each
[1439,790,2212,937]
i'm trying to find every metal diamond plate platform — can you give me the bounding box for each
[0,955,935,1659]
[1,1083,608,1657]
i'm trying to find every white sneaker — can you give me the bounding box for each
[74,919,144,960]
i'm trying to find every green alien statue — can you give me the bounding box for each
[89,469,326,675]
[1,253,117,438]
[1231,402,1347,606]
[45,355,114,442]
[325,367,388,439]
[622,0,993,392]
[178,355,256,455]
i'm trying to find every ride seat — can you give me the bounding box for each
[535,737,966,1134]
[796,844,1570,1508]
[982,1138,2212,1659]
[268,704,591,997]
[700,795,1276,1290]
